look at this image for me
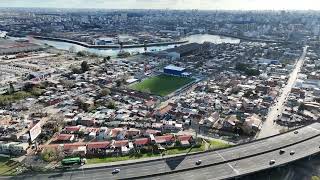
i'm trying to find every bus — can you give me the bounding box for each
[61,157,86,166]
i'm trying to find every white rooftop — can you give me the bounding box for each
[164,64,185,71]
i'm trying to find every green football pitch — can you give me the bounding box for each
[130,74,194,96]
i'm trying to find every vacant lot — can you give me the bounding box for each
[130,74,194,96]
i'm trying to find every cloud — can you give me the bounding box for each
[0,0,320,10]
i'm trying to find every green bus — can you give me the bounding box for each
[61,157,85,166]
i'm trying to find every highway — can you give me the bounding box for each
[257,46,308,139]
[15,123,320,180]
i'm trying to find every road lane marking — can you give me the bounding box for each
[215,152,240,175]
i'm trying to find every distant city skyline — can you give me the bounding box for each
[0,0,320,10]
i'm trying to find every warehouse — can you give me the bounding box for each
[164,65,186,76]
[165,43,201,60]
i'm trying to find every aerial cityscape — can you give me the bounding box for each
[0,1,320,180]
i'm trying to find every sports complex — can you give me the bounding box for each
[130,65,195,96]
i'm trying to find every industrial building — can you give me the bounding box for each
[164,65,186,76]
[164,43,201,60]
[94,37,115,45]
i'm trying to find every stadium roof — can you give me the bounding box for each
[164,64,186,71]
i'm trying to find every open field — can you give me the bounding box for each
[130,74,194,96]
[0,157,23,176]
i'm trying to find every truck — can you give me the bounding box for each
[61,157,86,166]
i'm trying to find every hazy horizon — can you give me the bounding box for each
[1,0,320,11]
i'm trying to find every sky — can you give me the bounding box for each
[0,0,320,10]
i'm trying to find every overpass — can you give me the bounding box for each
[17,123,320,180]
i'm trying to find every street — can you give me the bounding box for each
[257,46,308,139]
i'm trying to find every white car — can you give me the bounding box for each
[112,168,121,174]
[196,160,202,165]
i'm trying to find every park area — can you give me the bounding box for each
[130,74,194,96]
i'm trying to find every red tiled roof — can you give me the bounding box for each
[134,138,150,145]
[113,140,129,147]
[177,135,192,142]
[65,126,81,132]
[87,141,111,149]
[39,144,60,151]
[111,128,125,137]
[155,134,175,144]
[56,134,74,141]
[63,143,86,150]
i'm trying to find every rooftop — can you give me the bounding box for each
[164,64,185,71]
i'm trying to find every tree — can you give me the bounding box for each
[235,63,248,71]
[76,51,87,57]
[23,82,34,92]
[69,46,76,53]
[76,98,90,112]
[41,147,62,162]
[235,63,260,76]
[81,61,89,72]
[99,88,111,97]
[116,80,122,87]
[298,103,306,112]
[103,56,111,62]
[107,101,116,109]
[7,83,15,95]
[71,67,82,74]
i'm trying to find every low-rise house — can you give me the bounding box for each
[64,126,81,134]
[154,134,175,146]
[143,129,161,136]
[161,121,183,132]
[110,128,126,140]
[134,138,150,150]
[0,142,29,155]
[242,98,255,112]
[87,141,111,155]
[111,140,132,154]
[176,135,194,147]
[222,115,239,132]
[63,142,86,156]
[241,114,262,135]
[97,127,111,140]
[201,112,219,127]
[55,134,75,143]
[126,128,140,139]
[79,117,95,126]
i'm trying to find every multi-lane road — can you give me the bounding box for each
[258,46,308,139]
[15,123,320,180]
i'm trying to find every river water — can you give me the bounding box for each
[11,34,240,56]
